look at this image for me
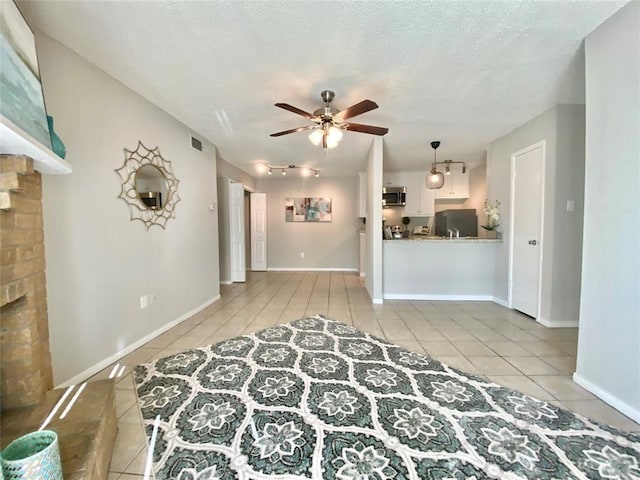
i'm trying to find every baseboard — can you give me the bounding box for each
[383,294,495,301]
[537,317,579,328]
[267,268,359,272]
[573,372,640,424]
[56,294,221,388]
[372,298,384,304]
[491,296,509,308]
[220,280,233,285]
[359,273,365,277]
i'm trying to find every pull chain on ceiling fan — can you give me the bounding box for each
[270,90,389,150]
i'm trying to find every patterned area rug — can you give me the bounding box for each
[134,315,640,479]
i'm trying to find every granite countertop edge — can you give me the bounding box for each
[384,237,502,243]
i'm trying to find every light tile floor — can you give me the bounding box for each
[101,271,639,479]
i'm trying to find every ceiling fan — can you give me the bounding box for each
[270,90,389,150]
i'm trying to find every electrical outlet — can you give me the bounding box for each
[149,294,157,305]
[300,252,305,259]
[140,295,147,310]
[566,200,575,212]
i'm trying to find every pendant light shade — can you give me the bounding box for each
[426,168,445,189]
[426,140,445,190]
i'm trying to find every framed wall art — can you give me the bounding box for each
[0,1,52,149]
[285,197,332,222]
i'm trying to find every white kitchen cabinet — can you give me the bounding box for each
[401,171,435,217]
[383,172,403,187]
[435,171,469,199]
[358,172,367,218]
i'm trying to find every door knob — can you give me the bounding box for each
[528,240,537,245]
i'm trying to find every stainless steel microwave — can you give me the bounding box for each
[382,186,406,206]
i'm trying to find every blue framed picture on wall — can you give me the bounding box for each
[0,0,52,150]
[285,197,332,222]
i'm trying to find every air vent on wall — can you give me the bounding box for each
[190,135,203,152]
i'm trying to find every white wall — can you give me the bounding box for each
[575,0,639,422]
[487,105,585,326]
[217,156,257,191]
[216,157,256,283]
[550,105,585,324]
[256,176,361,270]
[366,137,383,302]
[36,32,220,385]
[487,106,557,305]
[217,177,231,283]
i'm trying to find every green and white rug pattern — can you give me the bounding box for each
[134,315,640,479]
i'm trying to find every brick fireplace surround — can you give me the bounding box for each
[0,154,53,409]
[0,155,117,479]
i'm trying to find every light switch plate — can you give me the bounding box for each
[566,200,575,212]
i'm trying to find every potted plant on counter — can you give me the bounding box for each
[482,199,501,238]
[401,216,411,237]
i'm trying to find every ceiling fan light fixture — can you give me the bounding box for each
[328,126,343,143]
[274,91,388,150]
[281,169,286,176]
[308,129,324,146]
[326,135,340,149]
[445,165,450,175]
[268,167,272,175]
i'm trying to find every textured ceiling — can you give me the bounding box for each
[19,1,625,177]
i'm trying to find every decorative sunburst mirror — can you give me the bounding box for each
[115,141,180,230]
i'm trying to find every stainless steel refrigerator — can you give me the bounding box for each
[435,209,478,237]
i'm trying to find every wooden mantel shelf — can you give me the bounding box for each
[0,114,72,175]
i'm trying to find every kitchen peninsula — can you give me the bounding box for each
[383,237,501,300]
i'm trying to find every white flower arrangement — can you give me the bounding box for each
[482,199,501,231]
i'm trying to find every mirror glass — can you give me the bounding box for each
[135,165,168,210]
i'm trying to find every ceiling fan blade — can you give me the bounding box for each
[270,126,313,137]
[274,103,317,120]
[334,99,378,120]
[344,123,389,136]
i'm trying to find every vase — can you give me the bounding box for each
[486,230,497,239]
[46,115,66,159]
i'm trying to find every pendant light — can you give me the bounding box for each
[426,141,445,189]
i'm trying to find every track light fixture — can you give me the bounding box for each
[256,163,320,178]
[425,141,467,190]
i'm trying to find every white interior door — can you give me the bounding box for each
[250,193,267,271]
[229,182,246,282]
[510,142,544,318]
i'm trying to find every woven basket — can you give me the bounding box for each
[0,430,63,480]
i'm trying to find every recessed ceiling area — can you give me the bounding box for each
[18,0,626,176]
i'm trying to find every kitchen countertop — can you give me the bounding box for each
[384,235,501,243]
[383,237,500,299]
